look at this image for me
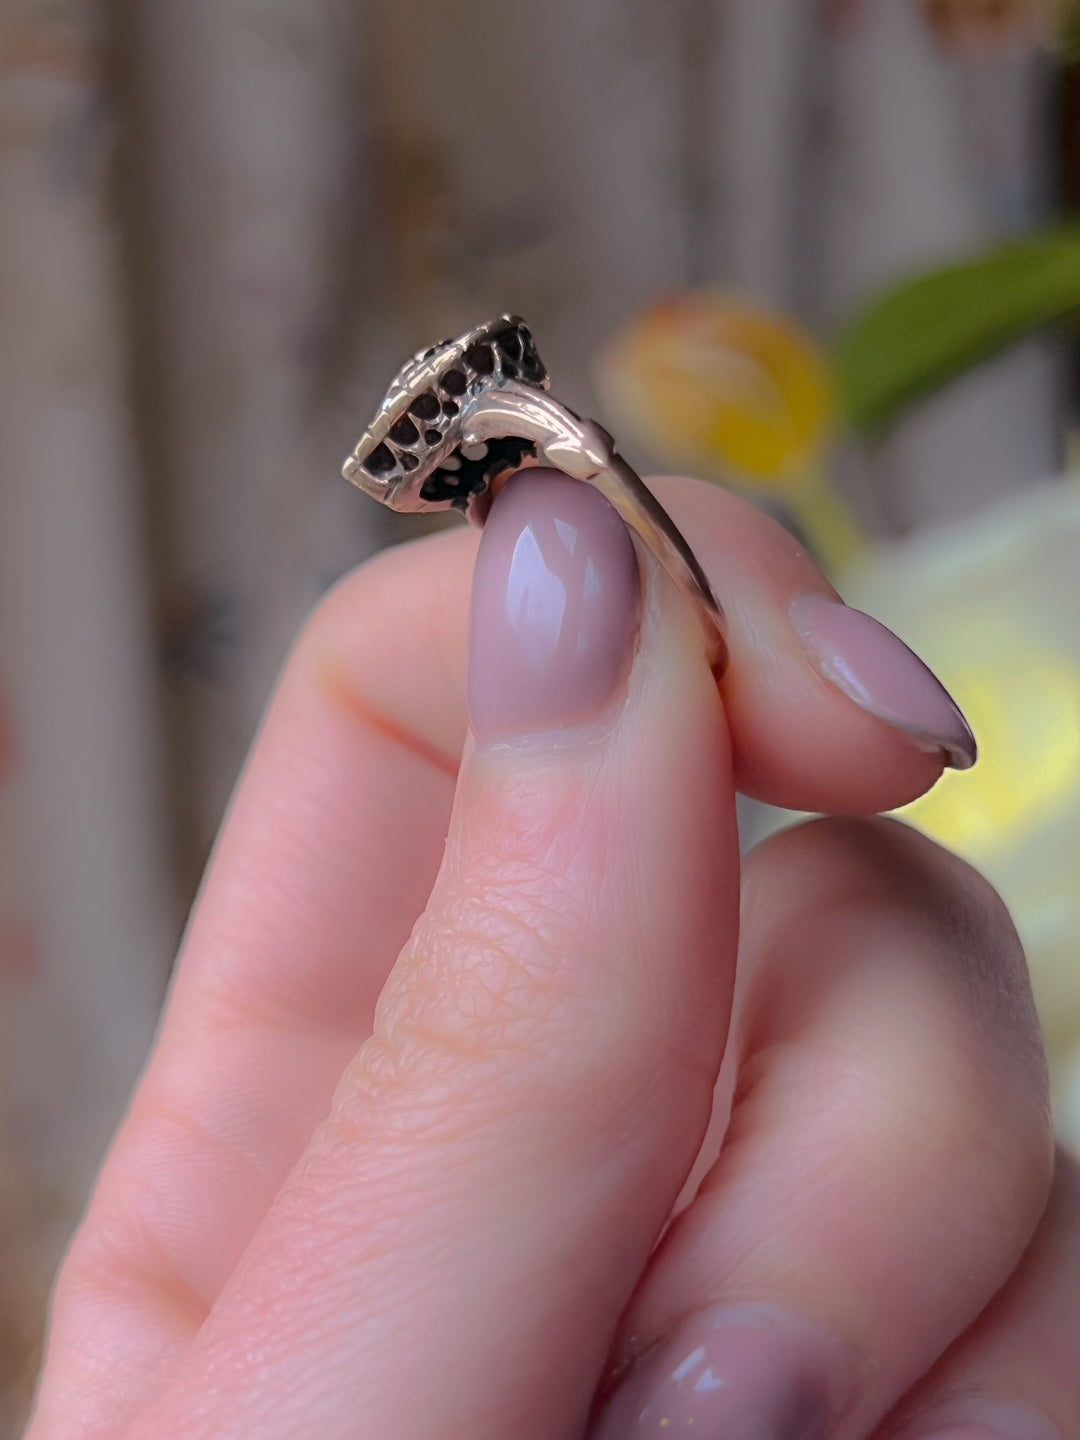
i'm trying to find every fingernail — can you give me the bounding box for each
[913,1400,1062,1440]
[467,468,640,741]
[591,1303,846,1439]
[790,596,977,771]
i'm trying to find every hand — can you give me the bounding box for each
[28,472,1073,1440]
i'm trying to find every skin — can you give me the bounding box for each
[25,478,1078,1440]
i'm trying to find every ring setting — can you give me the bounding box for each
[343,315,726,666]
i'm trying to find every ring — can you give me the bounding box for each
[342,315,726,667]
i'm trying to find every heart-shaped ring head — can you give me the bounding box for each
[342,315,550,514]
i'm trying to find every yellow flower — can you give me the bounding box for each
[596,293,833,494]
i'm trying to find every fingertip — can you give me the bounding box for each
[789,595,976,772]
[654,477,972,815]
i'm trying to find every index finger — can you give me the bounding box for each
[661,477,974,810]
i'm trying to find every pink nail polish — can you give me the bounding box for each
[790,596,977,771]
[591,1304,847,1439]
[467,468,640,741]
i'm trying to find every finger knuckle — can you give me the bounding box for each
[330,868,654,1144]
[743,815,1054,1248]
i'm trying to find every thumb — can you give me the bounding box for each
[135,469,739,1440]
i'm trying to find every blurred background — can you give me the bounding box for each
[4,0,1080,1426]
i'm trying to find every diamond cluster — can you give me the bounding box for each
[344,317,548,503]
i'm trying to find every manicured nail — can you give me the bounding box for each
[912,1400,1062,1440]
[467,468,640,741]
[591,1303,846,1439]
[790,595,977,771]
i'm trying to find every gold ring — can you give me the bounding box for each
[343,315,726,667]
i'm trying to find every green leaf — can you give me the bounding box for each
[833,227,1080,435]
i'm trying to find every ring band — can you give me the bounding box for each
[342,315,727,668]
